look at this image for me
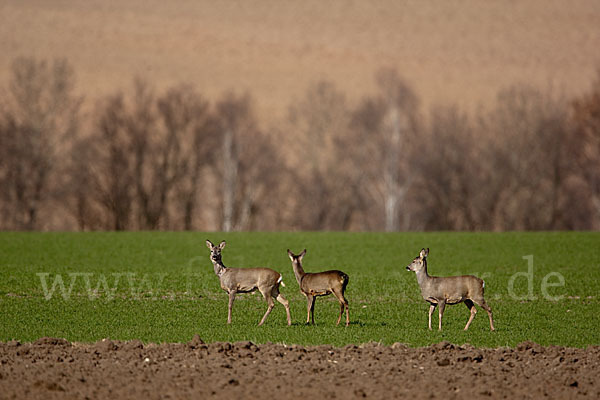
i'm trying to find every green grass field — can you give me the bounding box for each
[1,232,598,347]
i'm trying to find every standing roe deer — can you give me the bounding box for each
[287,249,350,326]
[206,240,291,326]
[406,248,495,331]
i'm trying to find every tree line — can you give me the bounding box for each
[1,57,599,231]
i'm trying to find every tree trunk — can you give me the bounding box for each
[222,128,237,232]
[384,106,401,232]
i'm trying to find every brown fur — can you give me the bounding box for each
[406,248,495,331]
[206,240,291,326]
[288,249,350,327]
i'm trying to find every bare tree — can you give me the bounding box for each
[127,80,198,230]
[284,81,356,230]
[88,93,135,230]
[419,105,478,230]
[162,87,216,230]
[0,57,81,230]
[76,81,217,230]
[572,70,600,229]
[3,55,597,232]
[478,85,572,230]
[235,130,284,230]
[348,68,421,231]
[64,133,103,230]
[0,115,19,228]
[215,93,277,231]
[377,69,421,231]
[216,93,246,232]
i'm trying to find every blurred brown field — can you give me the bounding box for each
[2,0,599,123]
[2,1,600,232]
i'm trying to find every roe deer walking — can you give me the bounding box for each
[406,248,495,331]
[287,249,350,326]
[206,240,291,326]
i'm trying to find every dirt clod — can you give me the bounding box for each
[187,334,204,349]
[32,337,70,347]
[437,357,451,366]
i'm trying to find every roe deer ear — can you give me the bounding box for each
[424,248,429,258]
[287,249,295,261]
[299,249,307,259]
[219,240,226,250]
[419,248,427,258]
[206,239,214,249]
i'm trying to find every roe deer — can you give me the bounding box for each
[206,240,291,326]
[287,249,349,326]
[406,248,495,331]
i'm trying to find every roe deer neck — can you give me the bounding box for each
[291,260,306,286]
[415,260,433,288]
[211,259,227,277]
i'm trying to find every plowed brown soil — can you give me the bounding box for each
[1,337,598,399]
